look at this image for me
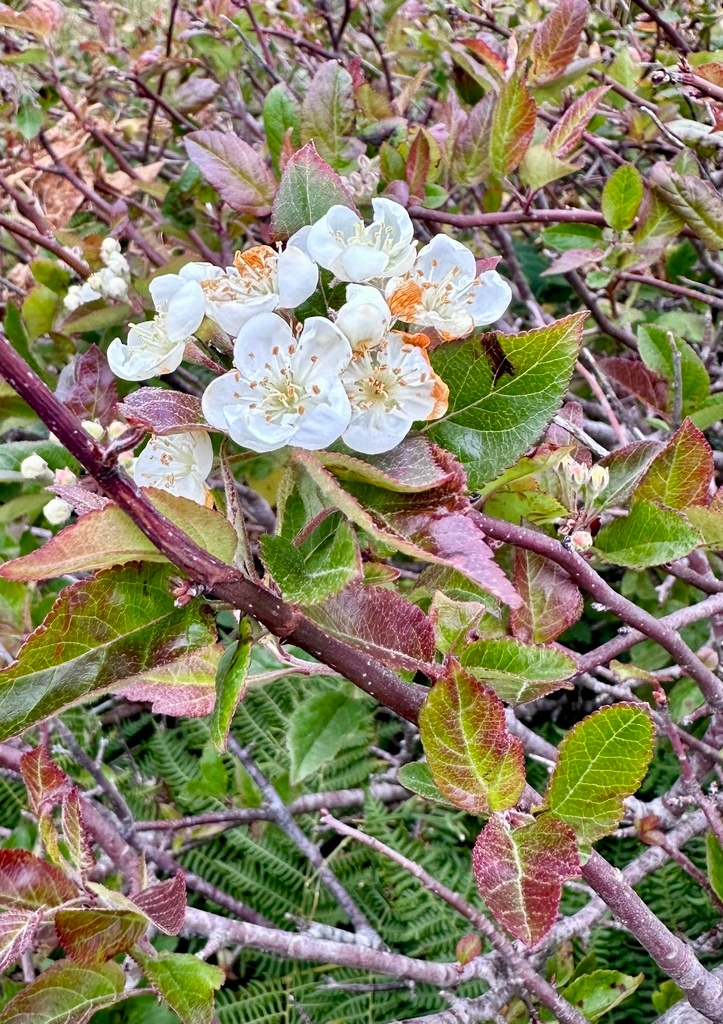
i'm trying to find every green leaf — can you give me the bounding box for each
[210,622,253,752]
[545,704,654,843]
[560,970,643,1021]
[637,324,709,416]
[132,951,224,1024]
[396,762,451,805]
[682,505,723,549]
[419,663,526,814]
[650,163,723,249]
[115,645,220,718]
[55,909,148,965]
[263,83,301,175]
[0,563,215,741]
[530,0,589,83]
[61,303,133,335]
[690,394,723,431]
[21,285,58,341]
[0,960,124,1024]
[0,440,78,483]
[271,141,357,240]
[602,165,643,231]
[288,687,369,784]
[460,637,577,705]
[184,130,277,215]
[519,144,580,192]
[541,223,604,251]
[473,812,580,946]
[545,85,609,156]
[453,96,493,187]
[706,833,723,901]
[0,490,238,581]
[488,71,536,180]
[429,592,488,656]
[651,980,684,1015]
[260,514,361,604]
[632,191,684,256]
[594,500,702,569]
[301,60,355,169]
[590,440,663,512]
[16,94,42,140]
[30,259,72,293]
[634,419,713,509]
[428,313,585,488]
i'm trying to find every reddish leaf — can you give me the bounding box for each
[635,418,714,510]
[131,871,187,935]
[316,437,465,493]
[271,141,357,240]
[455,932,482,966]
[489,72,536,179]
[695,62,723,88]
[49,485,111,517]
[115,646,220,718]
[460,37,507,77]
[510,549,583,644]
[62,789,95,879]
[472,812,580,946]
[310,583,435,672]
[0,909,43,973]
[406,128,432,202]
[418,662,526,814]
[55,346,118,427]
[546,86,609,156]
[56,908,148,965]
[185,130,277,215]
[20,746,71,818]
[0,849,78,909]
[117,388,206,436]
[531,0,590,84]
[597,356,669,413]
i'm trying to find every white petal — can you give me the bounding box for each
[296,317,352,377]
[179,262,225,282]
[149,273,184,311]
[208,294,278,336]
[277,246,319,307]
[467,270,512,326]
[336,291,391,351]
[202,371,245,430]
[343,408,411,454]
[307,206,361,269]
[166,281,205,341]
[372,197,414,244]
[107,337,185,381]
[233,312,293,369]
[339,245,389,282]
[292,380,351,449]
[186,429,214,477]
[287,225,312,255]
[416,234,476,285]
[223,406,297,452]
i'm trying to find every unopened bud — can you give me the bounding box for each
[44,497,72,525]
[100,237,121,258]
[570,530,593,552]
[104,275,129,300]
[20,454,51,480]
[588,464,610,495]
[54,468,77,486]
[81,420,105,442]
[560,455,589,487]
[106,420,127,442]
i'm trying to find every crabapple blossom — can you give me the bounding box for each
[148,245,318,342]
[341,332,449,454]
[133,430,214,505]
[305,197,417,282]
[107,314,190,381]
[335,285,392,354]
[202,312,352,453]
[385,233,511,339]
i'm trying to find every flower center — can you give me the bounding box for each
[257,371,307,420]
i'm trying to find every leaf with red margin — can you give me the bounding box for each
[590,439,663,512]
[530,0,590,84]
[55,346,118,427]
[472,812,580,946]
[117,388,206,436]
[316,436,463,493]
[56,908,148,965]
[0,909,43,973]
[0,959,125,1024]
[597,357,668,413]
[185,130,277,215]
[309,584,435,673]
[271,141,357,240]
[488,72,536,179]
[634,418,714,510]
[511,549,583,644]
[61,789,94,879]
[0,849,79,909]
[114,645,221,718]
[546,86,609,157]
[131,871,186,935]
[418,662,526,814]
[20,747,71,817]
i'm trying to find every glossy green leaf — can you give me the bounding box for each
[683,505,723,549]
[634,419,713,509]
[210,621,253,752]
[55,909,148,965]
[602,164,643,231]
[460,637,577,704]
[650,163,723,249]
[260,514,361,604]
[301,60,355,169]
[263,83,301,174]
[561,970,643,1021]
[397,762,451,805]
[271,141,356,240]
[419,663,526,814]
[519,145,580,192]
[288,687,369,784]
[545,704,654,843]
[0,489,238,581]
[428,313,585,488]
[0,960,125,1024]
[133,951,224,1024]
[594,500,702,569]
[706,833,723,901]
[22,284,58,341]
[0,563,215,741]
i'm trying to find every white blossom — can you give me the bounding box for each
[107,314,190,382]
[149,245,318,342]
[305,198,417,283]
[202,312,352,453]
[44,497,72,525]
[385,234,511,339]
[133,430,214,505]
[341,332,448,454]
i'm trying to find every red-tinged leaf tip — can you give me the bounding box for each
[61,788,95,878]
[20,746,71,818]
[510,548,583,645]
[419,662,526,814]
[0,848,79,909]
[472,812,580,947]
[131,870,187,935]
[271,141,357,240]
[635,418,714,510]
[531,0,590,84]
[455,932,482,965]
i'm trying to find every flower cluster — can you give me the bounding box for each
[106,200,512,498]
[64,239,131,310]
